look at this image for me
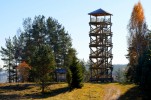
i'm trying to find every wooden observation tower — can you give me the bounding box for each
[88,8,113,82]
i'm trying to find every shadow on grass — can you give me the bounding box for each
[118,86,151,100]
[0,84,70,99]
[25,86,70,99]
[0,84,33,91]
[0,94,22,100]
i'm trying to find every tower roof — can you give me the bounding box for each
[88,8,112,16]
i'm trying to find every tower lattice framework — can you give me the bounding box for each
[88,8,113,82]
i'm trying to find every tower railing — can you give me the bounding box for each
[90,18,111,23]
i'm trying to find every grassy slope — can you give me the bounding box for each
[0,83,139,100]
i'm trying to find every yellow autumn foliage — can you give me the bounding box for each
[131,1,144,27]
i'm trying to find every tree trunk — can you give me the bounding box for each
[42,81,45,94]
[9,64,11,83]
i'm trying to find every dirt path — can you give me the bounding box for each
[104,86,121,100]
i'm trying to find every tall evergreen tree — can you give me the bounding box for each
[30,44,55,93]
[0,37,15,82]
[46,17,72,67]
[21,15,72,68]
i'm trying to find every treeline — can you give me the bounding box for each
[0,15,88,92]
[126,1,151,91]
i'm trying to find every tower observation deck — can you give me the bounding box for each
[88,8,113,82]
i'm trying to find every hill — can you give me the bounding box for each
[112,64,127,81]
[0,70,7,83]
[113,64,127,74]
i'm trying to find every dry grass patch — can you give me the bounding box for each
[0,82,137,100]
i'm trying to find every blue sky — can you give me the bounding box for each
[0,0,151,66]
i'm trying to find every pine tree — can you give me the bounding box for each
[46,17,72,67]
[21,15,72,68]
[69,56,83,89]
[0,37,15,83]
[30,44,55,93]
